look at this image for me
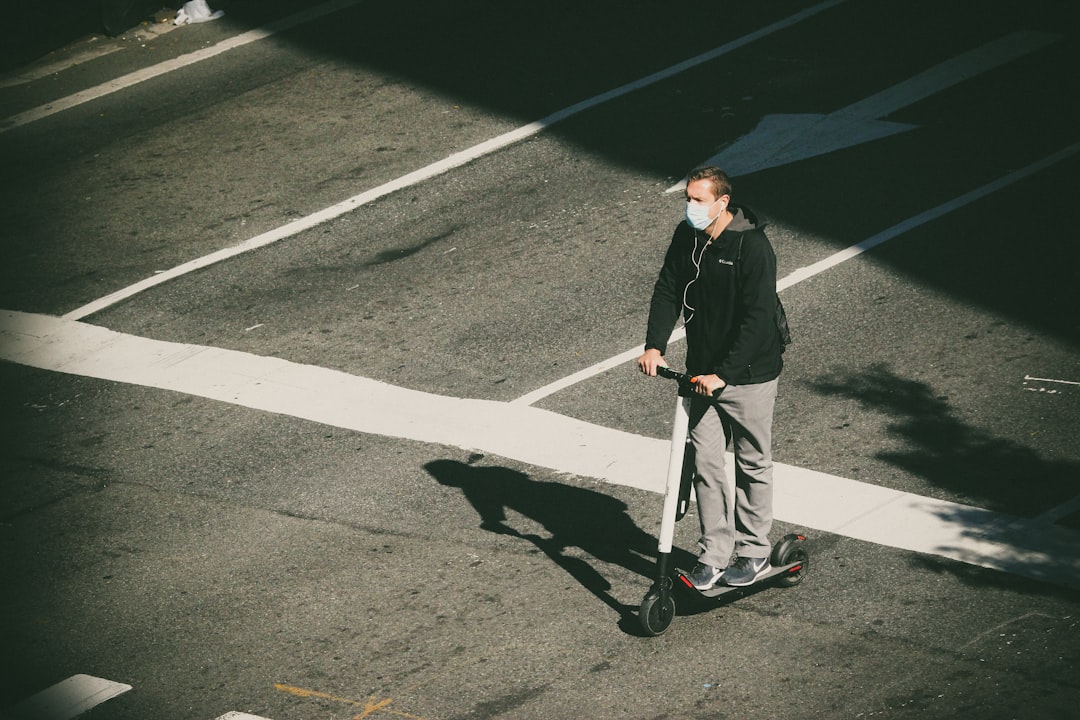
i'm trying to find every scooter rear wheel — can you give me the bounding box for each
[639,590,676,636]
[771,533,809,587]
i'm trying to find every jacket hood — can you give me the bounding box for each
[726,205,762,233]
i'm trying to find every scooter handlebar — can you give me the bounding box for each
[655,365,685,381]
[655,365,723,399]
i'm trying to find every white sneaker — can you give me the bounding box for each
[685,562,725,591]
[723,556,770,586]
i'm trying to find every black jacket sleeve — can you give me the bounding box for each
[644,230,686,355]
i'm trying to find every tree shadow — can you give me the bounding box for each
[425,456,697,630]
[811,364,1080,591]
[813,364,1078,516]
[905,506,1080,594]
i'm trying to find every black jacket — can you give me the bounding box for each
[645,205,784,384]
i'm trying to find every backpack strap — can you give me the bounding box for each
[735,232,791,350]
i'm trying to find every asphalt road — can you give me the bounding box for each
[1,1,1078,719]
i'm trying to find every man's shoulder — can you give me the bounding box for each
[719,225,769,255]
[736,226,773,253]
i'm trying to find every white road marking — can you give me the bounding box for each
[515,141,1080,406]
[6,674,131,720]
[511,342,660,406]
[667,30,1059,186]
[1037,495,1080,525]
[60,0,846,321]
[775,142,1080,288]
[1024,374,1080,387]
[2,309,1078,589]
[0,45,124,90]
[0,0,365,133]
[216,713,273,720]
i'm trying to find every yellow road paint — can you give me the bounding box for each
[273,683,426,720]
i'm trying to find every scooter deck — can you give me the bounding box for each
[678,559,804,598]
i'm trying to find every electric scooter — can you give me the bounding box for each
[638,366,810,636]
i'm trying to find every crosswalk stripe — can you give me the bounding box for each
[2,309,1078,589]
[6,674,131,720]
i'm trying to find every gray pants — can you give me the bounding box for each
[688,378,779,568]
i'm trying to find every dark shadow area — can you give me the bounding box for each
[3,0,1078,355]
[363,228,460,268]
[1,1,166,71]
[425,456,697,629]
[813,364,1079,516]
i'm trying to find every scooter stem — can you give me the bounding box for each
[657,395,692,555]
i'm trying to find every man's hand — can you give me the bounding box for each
[637,348,666,376]
[690,373,727,397]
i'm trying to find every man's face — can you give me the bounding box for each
[685,179,729,223]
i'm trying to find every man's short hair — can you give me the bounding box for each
[687,166,733,200]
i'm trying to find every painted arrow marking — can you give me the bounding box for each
[668,29,1059,189]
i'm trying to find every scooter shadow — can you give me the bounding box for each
[425,457,698,632]
[670,576,788,617]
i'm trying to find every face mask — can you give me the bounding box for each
[685,198,723,230]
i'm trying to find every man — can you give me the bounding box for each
[637,166,785,589]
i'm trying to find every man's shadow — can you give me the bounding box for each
[425,457,697,625]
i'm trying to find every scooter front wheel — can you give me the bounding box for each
[639,589,676,636]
